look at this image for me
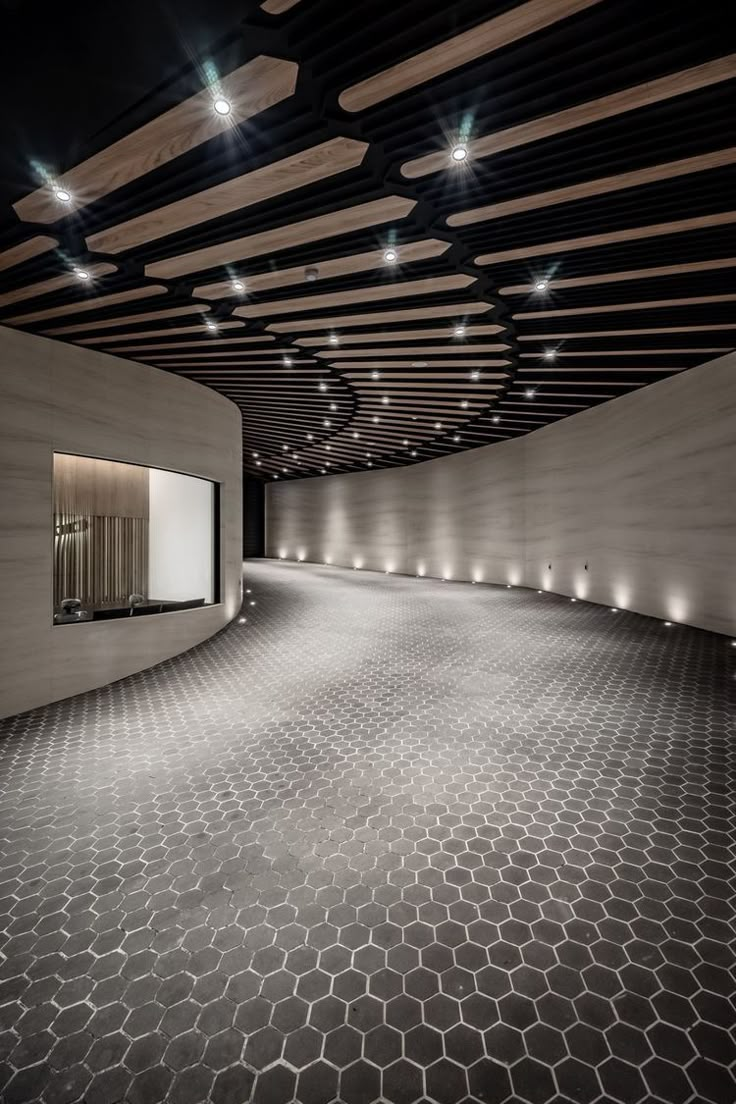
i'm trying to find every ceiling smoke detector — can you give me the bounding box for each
[305,266,319,283]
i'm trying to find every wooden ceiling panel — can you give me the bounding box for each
[234,274,476,318]
[0,236,57,272]
[261,0,303,12]
[513,294,736,319]
[87,137,368,254]
[77,320,245,345]
[296,325,504,345]
[499,256,736,295]
[328,360,510,369]
[338,0,602,112]
[518,325,736,340]
[475,211,736,266]
[269,302,493,332]
[4,286,168,327]
[402,55,736,178]
[193,238,451,298]
[42,304,211,335]
[146,195,416,279]
[0,263,117,310]
[449,148,736,226]
[318,344,509,358]
[14,58,299,225]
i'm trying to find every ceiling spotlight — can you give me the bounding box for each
[283,356,293,367]
[543,350,557,361]
[328,333,339,346]
[213,97,232,116]
[434,421,442,430]
[232,279,245,293]
[371,371,381,380]
[320,468,326,474]
[403,439,409,446]
[252,452,258,458]
[381,396,389,405]
[492,415,500,424]
[352,431,360,439]
[305,266,319,282]
[460,400,469,409]
[470,370,480,381]
[282,444,289,451]
[383,248,398,264]
[73,269,90,281]
[54,185,72,203]
[534,278,550,292]
[453,325,466,337]
[453,435,461,443]
[307,433,314,441]
[367,461,373,467]
[372,415,380,423]
[330,402,337,411]
[451,144,468,163]
[318,381,327,392]
[324,419,331,427]
[273,474,279,479]
[256,460,261,466]
[205,319,218,331]
[410,450,417,457]
[525,388,536,399]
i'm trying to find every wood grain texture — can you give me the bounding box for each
[402,55,736,177]
[318,344,509,358]
[0,236,57,272]
[0,263,118,310]
[513,294,736,318]
[87,137,368,254]
[53,453,149,518]
[339,0,602,112]
[475,211,736,265]
[267,353,736,636]
[15,57,299,224]
[344,372,508,381]
[297,325,504,345]
[499,256,736,295]
[108,334,277,353]
[78,320,246,346]
[43,304,211,336]
[234,274,476,318]
[449,147,736,226]
[0,323,242,719]
[518,349,731,357]
[261,0,303,11]
[193,239,451,298]
[5,285,167,327]
[328,359,510,369]
[146,196,416,279]
[270,302,494,332]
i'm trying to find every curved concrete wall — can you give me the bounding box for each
[267,353,736,637]
[0,325,242,719]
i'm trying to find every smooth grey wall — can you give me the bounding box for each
[0,324,242,719]
[267,353,736,637]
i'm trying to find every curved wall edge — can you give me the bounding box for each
[266,352,736,637]
[0,324,243,719]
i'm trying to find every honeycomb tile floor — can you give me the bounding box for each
[0,560,734,1104]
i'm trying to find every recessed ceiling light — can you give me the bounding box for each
[307,433,313,441]
[232,279,245,293]
[534,278,550,292]
[205,319,218,331]
[434,421,442,430]
[451,144,468,162]
[492,415,500,424]
[470,370,480,381]
[372,415,380,423]
[213,97,232,116]
[282,444,289,450]
[381,396,389,405]
[256,460,261,466]
[453,435,461,443]
[412,361,427,368]
[383,248,398,264]
[54,186,72,203]
[273,474,279,479]
[460,400,468,409]
[320,468,326,474]
[403,439,409,446]
[283,357,293,367]
[367,461,373,467]
[352,431,360,439]
[318,381,327,392]
[525,388,536,399]
[252,452,258,458]
[453,325,466,337]
[410,450,417,457]
[328,333,339,346]
[543,349,557,361]
[371,371,380,380]
[73,269,90,281]
[324,419,331,427]
[330,402,337,411]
